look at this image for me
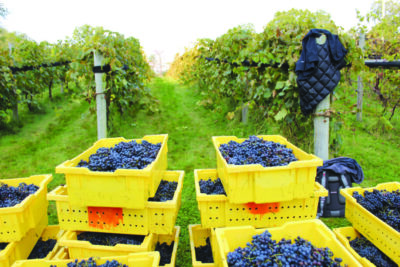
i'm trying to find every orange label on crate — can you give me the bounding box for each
[88,207,123,230]
[245,202,280,215]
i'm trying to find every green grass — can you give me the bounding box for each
[0,77,399,266]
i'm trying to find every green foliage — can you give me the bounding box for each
[169,9,363,145]
[357,0,400,120]
[0,25,157,130]
[69,25,158,120]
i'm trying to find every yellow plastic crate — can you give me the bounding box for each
[214,220,362,267]
[212,135,323,204]
[341,182,400,264]
[333,227,376,267]
[59,230,155,259]
[0,175,52,242]
[189,225,217,267]
[195,169,328,228]
[52,247,69,260]
[0,215,47,267]
[57,226,179,266]
[155,226,180,267]
[48,170,184,235]
[56,134,168,209]
[11,252,161,267]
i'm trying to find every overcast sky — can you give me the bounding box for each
[1,0,375,71]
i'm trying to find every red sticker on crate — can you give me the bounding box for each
[245,202,280,215]
[88,207,123,230]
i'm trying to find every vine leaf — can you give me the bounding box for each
[274,108,287,121]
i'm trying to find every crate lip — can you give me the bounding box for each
[333,226,375,267]
[214,219,362,267]
[55,134,168,175]
[160,225,180,267]
[0,174,52,214]
[340,182,400,238]
[59,230,155,251]
[212,135,322,173]
[188,224,216,267]
[194,168,328,202]
[11,251,161,267]
[47,170,184,209]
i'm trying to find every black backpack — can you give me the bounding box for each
[315,170,352,217]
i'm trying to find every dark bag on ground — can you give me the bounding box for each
[315,157,364,218]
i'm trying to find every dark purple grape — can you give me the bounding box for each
[219,136,297,167]
[77,140,161,171]
[227,230,345,266]
[195,237,214,263]
[199,178,226,195]
[148,180,178,202]
[77,232,145,246]
[0,182,39,208]
[353,189,400,232]
[28,238,57,259]
[155,241,174,266]
[349,234,396,267]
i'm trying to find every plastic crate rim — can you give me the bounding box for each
[212,135,322,172]
[55,134,168,174]
[0,174,52,214]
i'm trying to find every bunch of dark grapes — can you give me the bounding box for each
[219,136,297,167]
[353,189,400,232]
[0,182,39,208]
[155,241,174,265]
[77,140,161,171]
[0,243,8,251]
[148,180,178,202]
[227,230,345,267]
[56,258,127,267]
[195,237,214,263]
[349,234,396,267]
[199,178,226,195]
[77,232,144,246]
[28,238,57,259]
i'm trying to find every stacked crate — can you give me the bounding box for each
[0,175,65,266]
[333,182,400,266]
[190,135,329,266]
[46,134,182,267]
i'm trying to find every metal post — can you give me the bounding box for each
[314,95,330,161]
[94,51,107,139]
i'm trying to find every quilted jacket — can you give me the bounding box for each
[295,29,347,115]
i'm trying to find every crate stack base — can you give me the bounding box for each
[341,182,400,265]
[0,175,56,267]
[50,135,182,266]
[195,169,327,229]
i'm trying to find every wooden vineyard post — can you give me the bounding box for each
[314,95,330,161]
[94,51,107,140]
[357,33,365,122]
[314,34,329,161]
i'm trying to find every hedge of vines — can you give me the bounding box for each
[167,9,364,143]
[0,25,156,128]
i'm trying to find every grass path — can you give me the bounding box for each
[113,78,273,266]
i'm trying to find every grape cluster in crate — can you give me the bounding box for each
[1,134,399,266]
[189,135,399,267]
[1,134,182,266]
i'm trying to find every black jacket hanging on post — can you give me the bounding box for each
[295,29,347,115]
